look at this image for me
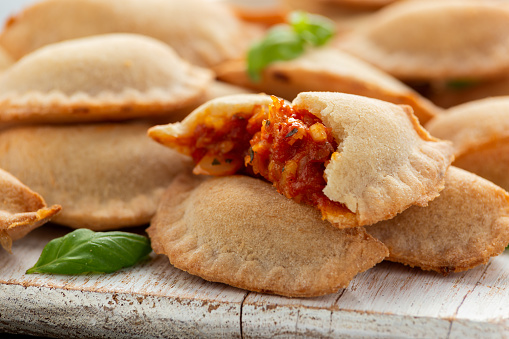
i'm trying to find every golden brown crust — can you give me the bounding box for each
[0,122,193,230]
[337,0,509,81]
[148,174,388,297]
[0,168,60,253]
[148,93,274,149]
[292,92,454,226]
[215,48,440,123]
[366,167,509,274]
[150,92,454,228]
[0,34,213,125]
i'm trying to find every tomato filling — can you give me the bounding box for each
[171,106,266,176]
[246,97,342,213]
[173,96,344,214]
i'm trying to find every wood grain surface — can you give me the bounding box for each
[1,225,508,338]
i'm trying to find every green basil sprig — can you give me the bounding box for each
[247,25,305,82]
[26,229,152,275]
[247,11,335,81]
[289,11,335,47]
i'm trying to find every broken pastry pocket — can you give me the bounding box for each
[0,168,60,253]
[0,0,262,68]
[336,0,509,81]
[426,96,509,191]
[215,47,440,123]
[149,92,454,227]
[147,174,388,297]
[0,33,213,125]
[0,122,193,231]
[365,167,509,274]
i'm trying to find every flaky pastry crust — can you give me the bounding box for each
[293,92,453,226]
[366,167,509,274]
[0,169,60,253]
[148,174,388,297]
[150,92,454,227]
[0,122,193,230]
[215,48,440,123]
[0,33,213,125]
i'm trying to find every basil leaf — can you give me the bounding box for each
[26,229,152,275]
[247,11,335,81]
[247,25,305,81]
[289,11,335,47]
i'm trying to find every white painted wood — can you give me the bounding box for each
[242,293,339,338]
[0,225,247,338]
[1,225,508,338]
[241,258,509,338]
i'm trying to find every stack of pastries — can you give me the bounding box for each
[0,0,508,298]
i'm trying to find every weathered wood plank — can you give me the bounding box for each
[0,225,247,338]
[1,225,508,338]
[449,253,509,338]
[242,293,339,338]
[242,257,509,338]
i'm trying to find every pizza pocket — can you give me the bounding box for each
[148,174,388,297]
[337,0,509,81]
[149,92,454,227]
[0,122,192,230]
[0,33,213,125]
[367,167,509,274]
[216,47,440,123]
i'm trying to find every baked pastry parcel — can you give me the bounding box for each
[0,168,61,253]
[0,0,262,68]
[0,122,193,231]
[0,33,213,126]
[215,47,441,123]
[149,92,454,228]
[148,174,389,297]
[336,0,509,82]
[366,167,509,274]
[425,96,509,192]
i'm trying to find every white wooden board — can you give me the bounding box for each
[1,225,508,338]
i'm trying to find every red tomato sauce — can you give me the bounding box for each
[247,97,341,212]
[172,97,344,214]
[170,106,266,175]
